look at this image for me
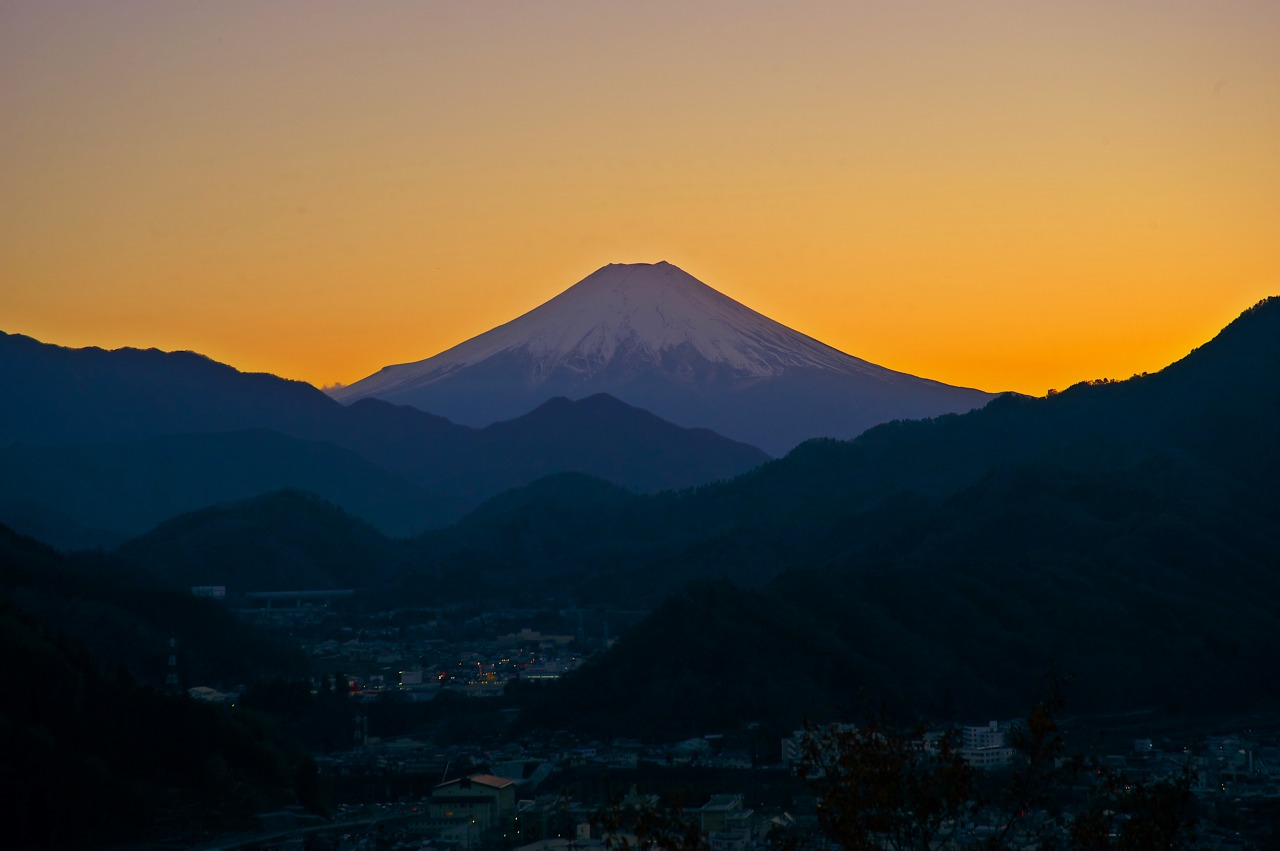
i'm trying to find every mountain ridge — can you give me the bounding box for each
[116,489,402,593]
[0,330,767,544]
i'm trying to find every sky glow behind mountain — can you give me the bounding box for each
[2,1,1277,396]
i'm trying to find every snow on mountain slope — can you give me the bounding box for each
[331,262,996,455]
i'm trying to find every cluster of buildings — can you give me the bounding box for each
[187,594,1280,848]
[1134,733,1280,799]
[781,719,1022,773]
[313,718,1035,851]
[297,615,591,702]
[358,772,774,851]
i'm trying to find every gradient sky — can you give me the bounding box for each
[2,1,1277,396]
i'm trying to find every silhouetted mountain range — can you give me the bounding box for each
[0,331,767,544]
[4,296,1278,738]
[476,297,1280,733]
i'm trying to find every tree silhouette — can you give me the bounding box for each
[797,686,1202,850]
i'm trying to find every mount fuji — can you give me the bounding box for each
[330,262,997,455]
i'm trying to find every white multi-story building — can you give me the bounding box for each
[959,720,1017,770]
[963,721,1007,750]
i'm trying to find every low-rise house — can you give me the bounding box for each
[431,773,518,830]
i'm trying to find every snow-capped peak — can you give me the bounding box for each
[341,261,882,397]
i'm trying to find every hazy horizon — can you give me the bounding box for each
[3,1,1276,396]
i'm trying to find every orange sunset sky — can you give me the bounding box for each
[2,1,1277,397]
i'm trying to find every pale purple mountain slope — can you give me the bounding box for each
[330,262,997,455]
